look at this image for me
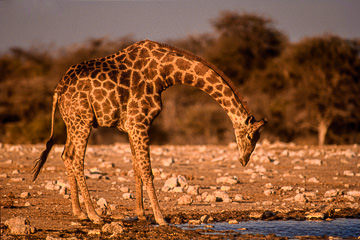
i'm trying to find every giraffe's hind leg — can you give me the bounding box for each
[63,136,87,220]
[67,124,103,224]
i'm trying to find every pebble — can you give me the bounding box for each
[213,191,231,202]
[281,186,293,192]
[304,159,322,166]
[228,219,238,224]
[102,222,124,237]
[186,185,200,195]
[294,193,307,203]
[162,157,174,167]
[188,219,201,225]
[97,198,108,209]
[177,175,188,188]
[264,189,275,196]
[177,195,192,205]
[324,189,338,198]
[0,173,8,178]
[88,229,101,235]
[306,212,325,220]
[163,177,178,189]
[20,192,30,198]
[10,177,24,182]
[234,194,244,201]
[220,186,231,191]
[343,170,354,177]
[120,187,129,193]
[5,216,36,235]
[346,190,360,197]
[308,177,320,183]
[122,193,134,200]
[216,176,238,185]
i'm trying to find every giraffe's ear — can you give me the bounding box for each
[254,118,267,130]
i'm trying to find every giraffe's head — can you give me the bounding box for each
[235,115,267,167]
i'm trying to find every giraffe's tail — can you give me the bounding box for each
[32,93,58,182]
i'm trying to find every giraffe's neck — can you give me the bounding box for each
[157,57,250,127]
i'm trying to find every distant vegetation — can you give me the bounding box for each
[1,12,359,145]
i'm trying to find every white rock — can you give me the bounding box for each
[306,212,325,220]
[117,177,129,182]
[264,189,275,196]
[281,186,293,192]
[5,217,36,235]
[0,173,8,178]
[172,186,184,193]
[346,190,360,197]
[177,195,192,205]
[122,193,134,200]
[45,181,56,190]
[308,177,319,183]
[228,219,238,224]
[120,187,129,193]
[187,185,200,195]
[162,157,174,167]
[20,192,30,198]
[164,177,178,189]
[204,194,217,203]
[216,176,238,185]
[265,183,273,189]
[188,219,201,225]
[304,159,322,166]
[97,198,108,209]
[220,186,231,191]
[324,189,338,198]
[294,193,307,203]
[234,194,244,201]
[343,170,355,177]
[102,222,124,237]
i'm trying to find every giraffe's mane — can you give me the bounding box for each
[151,40,251,115]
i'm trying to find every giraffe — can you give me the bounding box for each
[32,40,266,225]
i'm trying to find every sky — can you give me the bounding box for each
[0,0,359,53]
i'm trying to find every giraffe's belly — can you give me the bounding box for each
[91,101,123,128]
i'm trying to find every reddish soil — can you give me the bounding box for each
[1,142,359,239]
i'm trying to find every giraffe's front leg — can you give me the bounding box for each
[131,152,146,220]
[129,134,167,225]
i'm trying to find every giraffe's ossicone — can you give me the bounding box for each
[32,40,266,225]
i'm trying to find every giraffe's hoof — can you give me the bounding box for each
[156,219,168,226]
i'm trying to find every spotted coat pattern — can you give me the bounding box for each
[34,40,266,225]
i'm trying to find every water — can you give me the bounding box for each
[178,218,360,238]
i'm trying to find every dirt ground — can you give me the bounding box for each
[1,141,359,239]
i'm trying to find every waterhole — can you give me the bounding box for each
[177,218,360,238]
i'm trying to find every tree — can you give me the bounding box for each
[207,11,287,85]
[282,35,360,145]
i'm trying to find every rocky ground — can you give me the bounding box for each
[0,141,360,239]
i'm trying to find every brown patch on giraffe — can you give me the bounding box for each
[146,83,154,95]
[184,73,194,85]
[132,71,142,86]
[176,58,191,70]
[134,59,145,70]
[215,84,223,92]
[194,78,205,88]
[120,70,131,86]
[93,79,102,88]
[152,50,165,59]
[224,87,233,97]
[139,48,150,58]
[99,73,107,81]
[108,70,119,82]
[103,80,116,90]
[174,71,183,84]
